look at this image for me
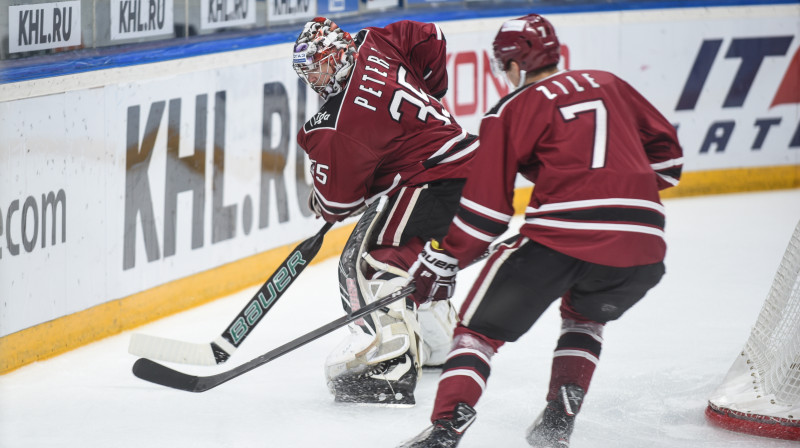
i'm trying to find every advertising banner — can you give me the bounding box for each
[8,1,81,53]
[1,4,797,338]
[364,0,399,11]
[0,48,319,336]
[317,0,359,17]
[110,0,174,40]
[200,0,258,30]
[268,0,316,24]
[438,8,800,172]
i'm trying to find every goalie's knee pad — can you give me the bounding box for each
[324,275,423,405]
[417,300,458,367]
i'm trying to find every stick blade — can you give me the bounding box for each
[132,358,203,392]
[128,333,223,366]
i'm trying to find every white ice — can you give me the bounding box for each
[2,189,800,448]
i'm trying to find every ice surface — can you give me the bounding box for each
[2,189,799,448]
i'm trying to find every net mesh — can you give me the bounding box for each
[744,220,800,405]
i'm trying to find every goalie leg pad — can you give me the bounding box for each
[417,300,458,367]
[325,275,423,405]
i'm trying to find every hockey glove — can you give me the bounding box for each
[307,190,324,218]
[408,239,459,305]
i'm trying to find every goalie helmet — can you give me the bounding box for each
[293,17,357,99]
[492,14,560,74]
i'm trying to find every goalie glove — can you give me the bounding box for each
[408,239,459,305]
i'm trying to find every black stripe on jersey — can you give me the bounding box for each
[556,332,602,357]
[354,29,368,48]
[315,194,360,217]
[422,134,477,169]
[656,166,682,179]
[533,207,665,228]
[442,353,491,380]
[457,207,508,236]
[484,82,537,117]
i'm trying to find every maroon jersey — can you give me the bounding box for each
[443,70,683,268]
[297,21,476,222]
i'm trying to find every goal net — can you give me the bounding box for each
[705,219,800,441]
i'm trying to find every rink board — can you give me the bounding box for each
[1,3,799,373]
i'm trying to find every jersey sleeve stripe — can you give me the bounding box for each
[423,132,476,168]
[453,216,497,243]
[650,157,684,170]
[456,206,509,236]
[657,173,680,186]
[654,166,682,179]
[436,139,479,165]
[459,197,513,222]
[314,191,365,209]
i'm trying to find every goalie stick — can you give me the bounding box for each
[132,284,416,392]
[131,233,520,392]
[128,221,334,365]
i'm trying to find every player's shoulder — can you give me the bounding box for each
[302,91,346,133]
[561,69,627,88]
[484,82,539,118]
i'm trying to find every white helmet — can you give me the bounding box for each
[293,17,357,99]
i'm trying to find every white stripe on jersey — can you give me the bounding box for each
[437,139,479,165]
[650,157,684,171]
[427,129,467,161]
[460,197,513,222]
[526,218,666,238]
[366,173,402,204]
[657,173,680,186]
[453,216,496,243]
[315,190,365,209]
[526,198,665,215]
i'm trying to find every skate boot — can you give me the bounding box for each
[526,384,585,448]
[398,403,477,448]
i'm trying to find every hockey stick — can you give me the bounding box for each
[132,284,416,392]
[128,221,335,365]
[131,234,520,392]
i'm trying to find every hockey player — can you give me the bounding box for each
[292,18,477,406]
[399,13,683,447]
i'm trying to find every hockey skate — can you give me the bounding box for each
[526,384,585,448]
[398,403,477,448]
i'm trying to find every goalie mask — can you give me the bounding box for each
[492,14,560,75]
[293,17,357,100]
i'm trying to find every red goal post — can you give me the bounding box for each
[705,220,800,441]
